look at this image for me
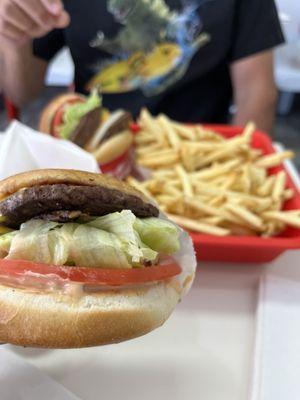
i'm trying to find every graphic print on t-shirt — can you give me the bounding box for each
[86,0,210,96]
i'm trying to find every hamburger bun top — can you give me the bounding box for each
[0,169,151,202]
[39,93,85,135]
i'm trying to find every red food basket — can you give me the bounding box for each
[133,123,300,263]
[189,125,300,263]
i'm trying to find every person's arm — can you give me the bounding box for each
[230,50,278,133]
[0,0,69,107]
[0,42,48,107]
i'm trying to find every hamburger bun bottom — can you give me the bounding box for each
[0,279,180,348]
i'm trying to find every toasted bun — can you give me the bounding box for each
[93,130,133,164]
[0,280,180,348]
[38,93,85,134]
[0,169,151,206]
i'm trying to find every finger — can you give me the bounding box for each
[40,0,63,16]
[0,3,36,33]
[12,0,56,29]
[54,10,70,28]
[0,18,26,41]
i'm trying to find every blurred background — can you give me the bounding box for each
[0,0,299,169]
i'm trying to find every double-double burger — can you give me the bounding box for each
[39,91,133,167]
[0,169,196,348]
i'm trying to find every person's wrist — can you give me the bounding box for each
[1,38,32,55]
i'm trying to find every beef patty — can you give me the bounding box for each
[0,184,158,228]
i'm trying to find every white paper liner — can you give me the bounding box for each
[0,120,99,179]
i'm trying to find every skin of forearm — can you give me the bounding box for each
[233,85,278,134]
[0,41,46,107]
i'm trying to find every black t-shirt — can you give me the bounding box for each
[33,0,284,122]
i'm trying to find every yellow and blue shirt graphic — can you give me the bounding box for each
[86,0,210,96]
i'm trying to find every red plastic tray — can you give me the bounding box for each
[188,125,300,263]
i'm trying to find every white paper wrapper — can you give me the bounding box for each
[0,120,100,179]
[174,228,197,295]
[0,347,80,400]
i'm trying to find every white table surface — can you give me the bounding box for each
[0,262,269,400]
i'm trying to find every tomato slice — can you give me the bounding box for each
[51,106,65,137]
[51,98,85,138]
[0,259,181,286]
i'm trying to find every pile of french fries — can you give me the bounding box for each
[127,109,300,237]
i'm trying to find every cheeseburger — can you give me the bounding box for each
[0,169,196,348]
[39,90,132,151]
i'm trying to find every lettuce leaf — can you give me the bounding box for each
[6,220,69,265]
[59,89,102,139]
[0,211,180,269]
[87,210,157,265]
[69,225,131,269]
[134,217,180,254]
[0,231,17,258]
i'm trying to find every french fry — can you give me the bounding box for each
[221,173,238,190]
[144,179,166,194]
[139,148,178,160]
[190,159,240,181]
[262,221,284,237]
[183,141,224,151]
[126,177,152,198]
[134,134,155,145]
[195,126,224,141]
[152,169,177,178]
[225,203,265,231]
[272,171,286,201]
[164,187,181,197]
[164,198,185,215]
[155,195,178,205]
[283,189,295,200]
[241,164,251,193]
[257,175,276,197]
[139,108,168,147]
[262,211,300,229]
[167,214,230,236]
[255,151,294,168]
[201,216,225,225]
[171,122,196,140]
[242,121,256,142]
[247,148,263,161]
[157,115,180,150]
[138,153,179,168]
[209,195,226,207]
[193,146,238,169]
[222,222,258,237]
[135,143,162,155]
[175,165,193,197]
[184,197,221,217]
